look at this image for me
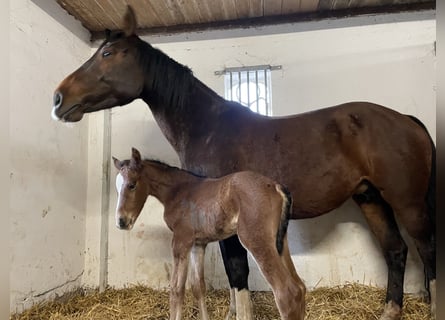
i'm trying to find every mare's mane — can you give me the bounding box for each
[136,40,196,111]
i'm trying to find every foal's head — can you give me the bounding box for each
[113,147,147,230]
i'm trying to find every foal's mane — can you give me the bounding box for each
[121,157,206,179]
[142,159,206,179]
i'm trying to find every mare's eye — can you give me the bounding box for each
[128,183,136,190]
[102,51,112,58]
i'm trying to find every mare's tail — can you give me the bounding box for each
[407,115,435,224]
[407,115,436,292]
[275,184,292,255]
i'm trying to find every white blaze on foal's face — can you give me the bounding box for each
[115,172,124,228]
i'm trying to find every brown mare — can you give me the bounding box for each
[52,6,436,320]
[113,147,306,320]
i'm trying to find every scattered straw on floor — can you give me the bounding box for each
[11,283,430,320]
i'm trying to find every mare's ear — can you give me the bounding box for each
[112,157,122,170]
[123,5,137,36]
[105,28,111,40]
[131,147,142,165]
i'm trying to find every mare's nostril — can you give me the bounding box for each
[53,91,63,108]
[118,217,126,229]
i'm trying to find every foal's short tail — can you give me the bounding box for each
[275,184,292,255]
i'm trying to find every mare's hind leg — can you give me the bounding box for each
[353,187,407,320]
[219,235,253,320]
[413,232,436,319]
[391,203,436,319]
[190,244,209,320]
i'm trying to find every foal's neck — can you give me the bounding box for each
[142,160,199,204]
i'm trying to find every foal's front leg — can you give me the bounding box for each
[170,238,192,320]
[190,244,210,320]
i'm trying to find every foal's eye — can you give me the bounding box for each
[102,51,112,58]
[127,183,136,190]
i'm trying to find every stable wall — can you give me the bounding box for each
[10,0,90,313]
[9,3,436,315]
[94,11,436,294]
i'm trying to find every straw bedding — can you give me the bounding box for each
[11,283,430,320]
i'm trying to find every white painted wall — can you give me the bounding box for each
[10,0,90,313]
[99,13,436,295]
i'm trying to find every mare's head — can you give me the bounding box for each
[52,6,145,122]
[113,147,147,230]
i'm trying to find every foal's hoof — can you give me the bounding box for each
[379,301,402,320]
[224,310,236,320]
[430,301,436,320]
[430,279,436,320]
[224,288,236,320]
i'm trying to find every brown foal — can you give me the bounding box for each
[113,148,306,320]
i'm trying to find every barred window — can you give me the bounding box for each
[216,65,280,116]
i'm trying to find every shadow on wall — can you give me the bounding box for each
[134,225,172,254]
[287,199,370,254]
[286,198,424,284]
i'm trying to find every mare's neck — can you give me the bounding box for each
[138,43,228,155]
[142,160,199,204]
[143,81,227,153]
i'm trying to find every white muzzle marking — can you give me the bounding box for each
[115,173,124,228]
[51,107,61,121]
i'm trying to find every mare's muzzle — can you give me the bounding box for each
[53,91,63,109]
[117,217,128,229]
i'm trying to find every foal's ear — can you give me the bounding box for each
[123,5,137,36]
[112,157,123,170]
[131,147,142,165]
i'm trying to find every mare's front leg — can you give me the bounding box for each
[219,235,253,320]
[170,237,192,320]
[190,244,209,320]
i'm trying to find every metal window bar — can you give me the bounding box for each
[238,71,241,106]
[264,69,268,115]
[255,70,259,113]
[229,72,233,101]
[247,71,250,109]
[217,65,280,116]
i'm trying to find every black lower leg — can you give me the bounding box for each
[219,235,250,290]
[384,244,408,306]
[415,233,436,301]
[353,182,407,307]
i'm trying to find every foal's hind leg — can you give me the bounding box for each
[281,237,305,288]
[242,241,305,320]
[353,189,407,320]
